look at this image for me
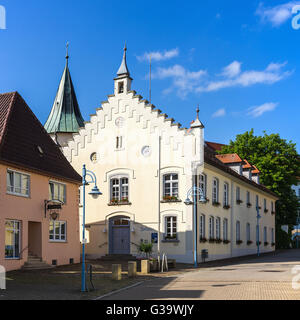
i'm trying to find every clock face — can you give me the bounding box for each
[115,117,125,128]
[142,146,151,157]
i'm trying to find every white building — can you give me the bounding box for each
[54,47,277,263]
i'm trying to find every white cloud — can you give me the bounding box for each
[197,62,291,93]
[212,108,226,118]
[221,61,242,78]
[137,48,179,62]
[247,102,278,118]
[256,1,300,27]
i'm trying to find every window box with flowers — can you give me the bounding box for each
[247,203,252,208]
[271,242,275,247]
[209,238,216,243]
[256,241,262,246]
[223,240,230,244]
[108,198,131,206]
[223,205,231,210]
[264,242,269,246]
[164,235,178,241]
[271,211,276,215]
[236,200,243,205]
[247,240,253,245]
[264,209,269,214]
[200,237,207,243]
[215,238,223,244]
[162,196,181,203]
[212,201,221,207]
[236,240,243,245]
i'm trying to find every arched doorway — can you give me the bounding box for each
[109,216,130,255]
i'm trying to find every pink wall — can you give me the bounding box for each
[0,163,80,271]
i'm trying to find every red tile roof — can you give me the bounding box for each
[252,165,260,174]
[215,153,243,164]
[205,141,226,152]
[0,92,81,183]
[243,159,253,170]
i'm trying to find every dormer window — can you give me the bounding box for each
[118,82,124,94]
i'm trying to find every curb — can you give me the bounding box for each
[93,281,144,300]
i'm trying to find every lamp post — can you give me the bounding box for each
[185,186,207,268]
[81,164,102,292]
[256,206,261,257]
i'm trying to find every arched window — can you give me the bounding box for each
[199,174,207,199]
[110,176,129,204]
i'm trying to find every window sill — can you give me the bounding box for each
[162,239,180,243]
[6,192,30,199]
[5,258,21,260]
[161,200,182,204]
[108,202,132,206]
[49,240,67,243]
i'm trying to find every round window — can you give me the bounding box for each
[90,152,98,163]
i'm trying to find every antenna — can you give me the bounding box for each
[149,54,152,105]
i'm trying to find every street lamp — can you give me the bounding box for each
[81,164,102,292]
[256,206,261,257]
[185,186,207,268]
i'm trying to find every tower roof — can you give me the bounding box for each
[117,43,130,77]
[45,47,84,134]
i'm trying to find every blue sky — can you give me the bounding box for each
[0,0,300,150]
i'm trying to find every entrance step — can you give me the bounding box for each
[22,257,54,270]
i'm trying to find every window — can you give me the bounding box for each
[7,170,30,197]
[163,174,179,200]
[256,195,259,209]
[118,82,124,94]
[247,191,251,205]
[236,187,241,202]
[247,223,251,242]
[116,136,123,149]
[223,183,229,206]
[271,228,274,243]
[49,221,66,242]
[49,181,66,203]
[223,219,228,241]
[200,215,206,239]
[216,217,221,240]
[5,220,21,259]
[90,152,98,163]
[264,227,267,243]
[212,178,219,203]
[110,177,129,203]
[271,201,275,213]
[199,174,207,199]
[264,199,267,211]
[165,216,177,240]
[236,221,240,241]
[209,216,215,239]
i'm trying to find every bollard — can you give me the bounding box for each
[141,259,150,275]
[128,261,137,278]
[112,264,122,281]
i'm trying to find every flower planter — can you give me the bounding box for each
[236,200,243,205]
[264,242,269,246]
[236,240,243,245]
[223,205,231,210]
[247,241,253,245]
[215,239,223,244]
[209,238,216,243]
[247,203,252,208]
[149,259,159,272]
[212,202,221,207]
[256,241,262,246]
[264,209,269,214]
[223,240,230,244]
[271,211,276,215]
[271,243,275,247]
[200,238,207,243]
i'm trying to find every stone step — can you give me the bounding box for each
[100,254,137,261]
[22,260,54,270]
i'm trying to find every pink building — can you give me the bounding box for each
[0,92,82,271]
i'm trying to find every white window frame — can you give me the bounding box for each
[264,227,267,243]
[199,214,206,239]
[165,216,177,240]
[247,223,251,242]
[199,174,207,199]
[49,181,66,204]
[163,173,179,199]
[216,217,221,240]
[209,216,215,239]
[264,199,267,211]
[223,182,229,206]
[223,219,228,241]
[271,228,274,243]
[236,186,241,202]
[236,221,241,241]
[110,176,129,202]
[49,220,67,242]
[256,195,259,209]
[7,169,30,198]
[247,191,250,204]
[5,220,21,260]
[212,178,219,203]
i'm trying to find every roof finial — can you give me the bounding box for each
[66,41,69,62]
[196,105,200,120]
[117,42,130,76]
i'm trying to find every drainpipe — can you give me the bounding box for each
[230,181,234,257]
[157,136,162,257]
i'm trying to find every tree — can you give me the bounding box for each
[219,129,300,227]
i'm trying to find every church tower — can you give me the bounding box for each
[44,44,84,147]
[114,43,133,96]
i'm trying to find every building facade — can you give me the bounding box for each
[0,92,81,271]
[60,48,277,263]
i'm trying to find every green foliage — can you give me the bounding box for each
[138,241,153,258]
[276,226,291,249]
[219,129,300,227]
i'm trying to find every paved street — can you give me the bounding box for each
[101,250,300,300]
